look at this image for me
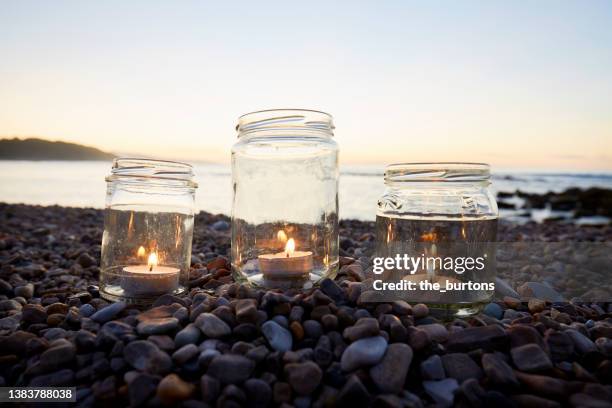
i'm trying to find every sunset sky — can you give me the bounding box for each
[1,1,611,170]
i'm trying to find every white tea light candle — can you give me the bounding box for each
[122,250,180,297]
[259,238,313,279]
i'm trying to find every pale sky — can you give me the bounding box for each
[1,1,611,170]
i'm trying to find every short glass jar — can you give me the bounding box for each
[231,109,339,289]
[375,163,498,317]
[100,158,197,304]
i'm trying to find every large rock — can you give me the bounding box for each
[261,320,292,352]
[446,325,507,352]
[128,373,160,407]
[124,340,172,374]
[337,375,370,407]
[137,317,180,335]
[38,342,76,371]
[482,353,518,388]
[369,343,413,393]
[90,302,127,323]
[195,313,231,338]
[285,361,323,395]
[343,317,379,341]
[341,336,388,371]
[423,379,459,408]
[157,373,194,404]
[207,354,255,384]
[174,323,201,348]
[421,354,445,380]
[511,344,552,372]
[441,353,483,383]
[419,324,449,342]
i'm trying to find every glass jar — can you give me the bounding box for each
[231,109,339,290]
[100,158,197,304]
[375,162,498,317]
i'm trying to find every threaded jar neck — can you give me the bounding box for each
[236,109,334,138]
[106,158,197,188]
[384,162,491,184]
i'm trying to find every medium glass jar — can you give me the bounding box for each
[100,158,197,304]
[375,163,498,317]
[231,109,339,289]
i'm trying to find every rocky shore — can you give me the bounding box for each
[0,203,611,407]
[497,187,612,223]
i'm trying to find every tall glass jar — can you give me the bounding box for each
[100,158,197,304]
[231,109,339,290]
[375,163,498,317]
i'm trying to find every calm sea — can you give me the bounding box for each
[1,161,611,221]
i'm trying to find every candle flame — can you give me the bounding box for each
[137,246,146,258]
[285,238,295,257]
[277,230,288,243]
[148,252,158,272]
[421,232,437,241]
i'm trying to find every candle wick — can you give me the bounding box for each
[149,265,153,272]
[286,252,289,258]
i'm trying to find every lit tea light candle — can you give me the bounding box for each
[259,238,313,279]
[122,249,180,297]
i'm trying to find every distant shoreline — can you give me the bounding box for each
[0,138,114,161]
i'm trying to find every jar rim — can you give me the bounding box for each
[106,157,198,187]
[385,162,490,183]
[236,109,334,137]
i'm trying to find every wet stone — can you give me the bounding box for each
[441,353,483,383]
[421,354,445,381]
[320,278,346,302]
[38,342,76,371]
[195,313,231,338]
[482,353,518,388]
[14,283,34,299]
[412,304,429,319]
[124,340,172,375]
[137,317,180,335]
[419,324,449,343]
[128,373,160,407]
[460,378,486,407]
[206,354,255,384]
[29,368,75,386]
[77,252,96,268]
[446,325,507,352]
[511,343,553,372]
[343,317,379,341]
[483,303,503,319]
[173,344,199,365]
[370,343,413,394]
[200,374,220,403]
[337,375,370,407]
[175,323,201,348]
[391,300,412,315]
[90,302,127,323]
[79,303,95,317]
[528,298,547,313]
[423,378,459,408]
[565,329,597,354]
[341,336,388,372]
[235,299,258,324]
[285,361,323,395]
[22,304,47,325]
[261,320,292,352]
[545,330,574,362]
[157,373,194,404]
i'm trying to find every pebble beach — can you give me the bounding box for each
[0,203,611,407]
